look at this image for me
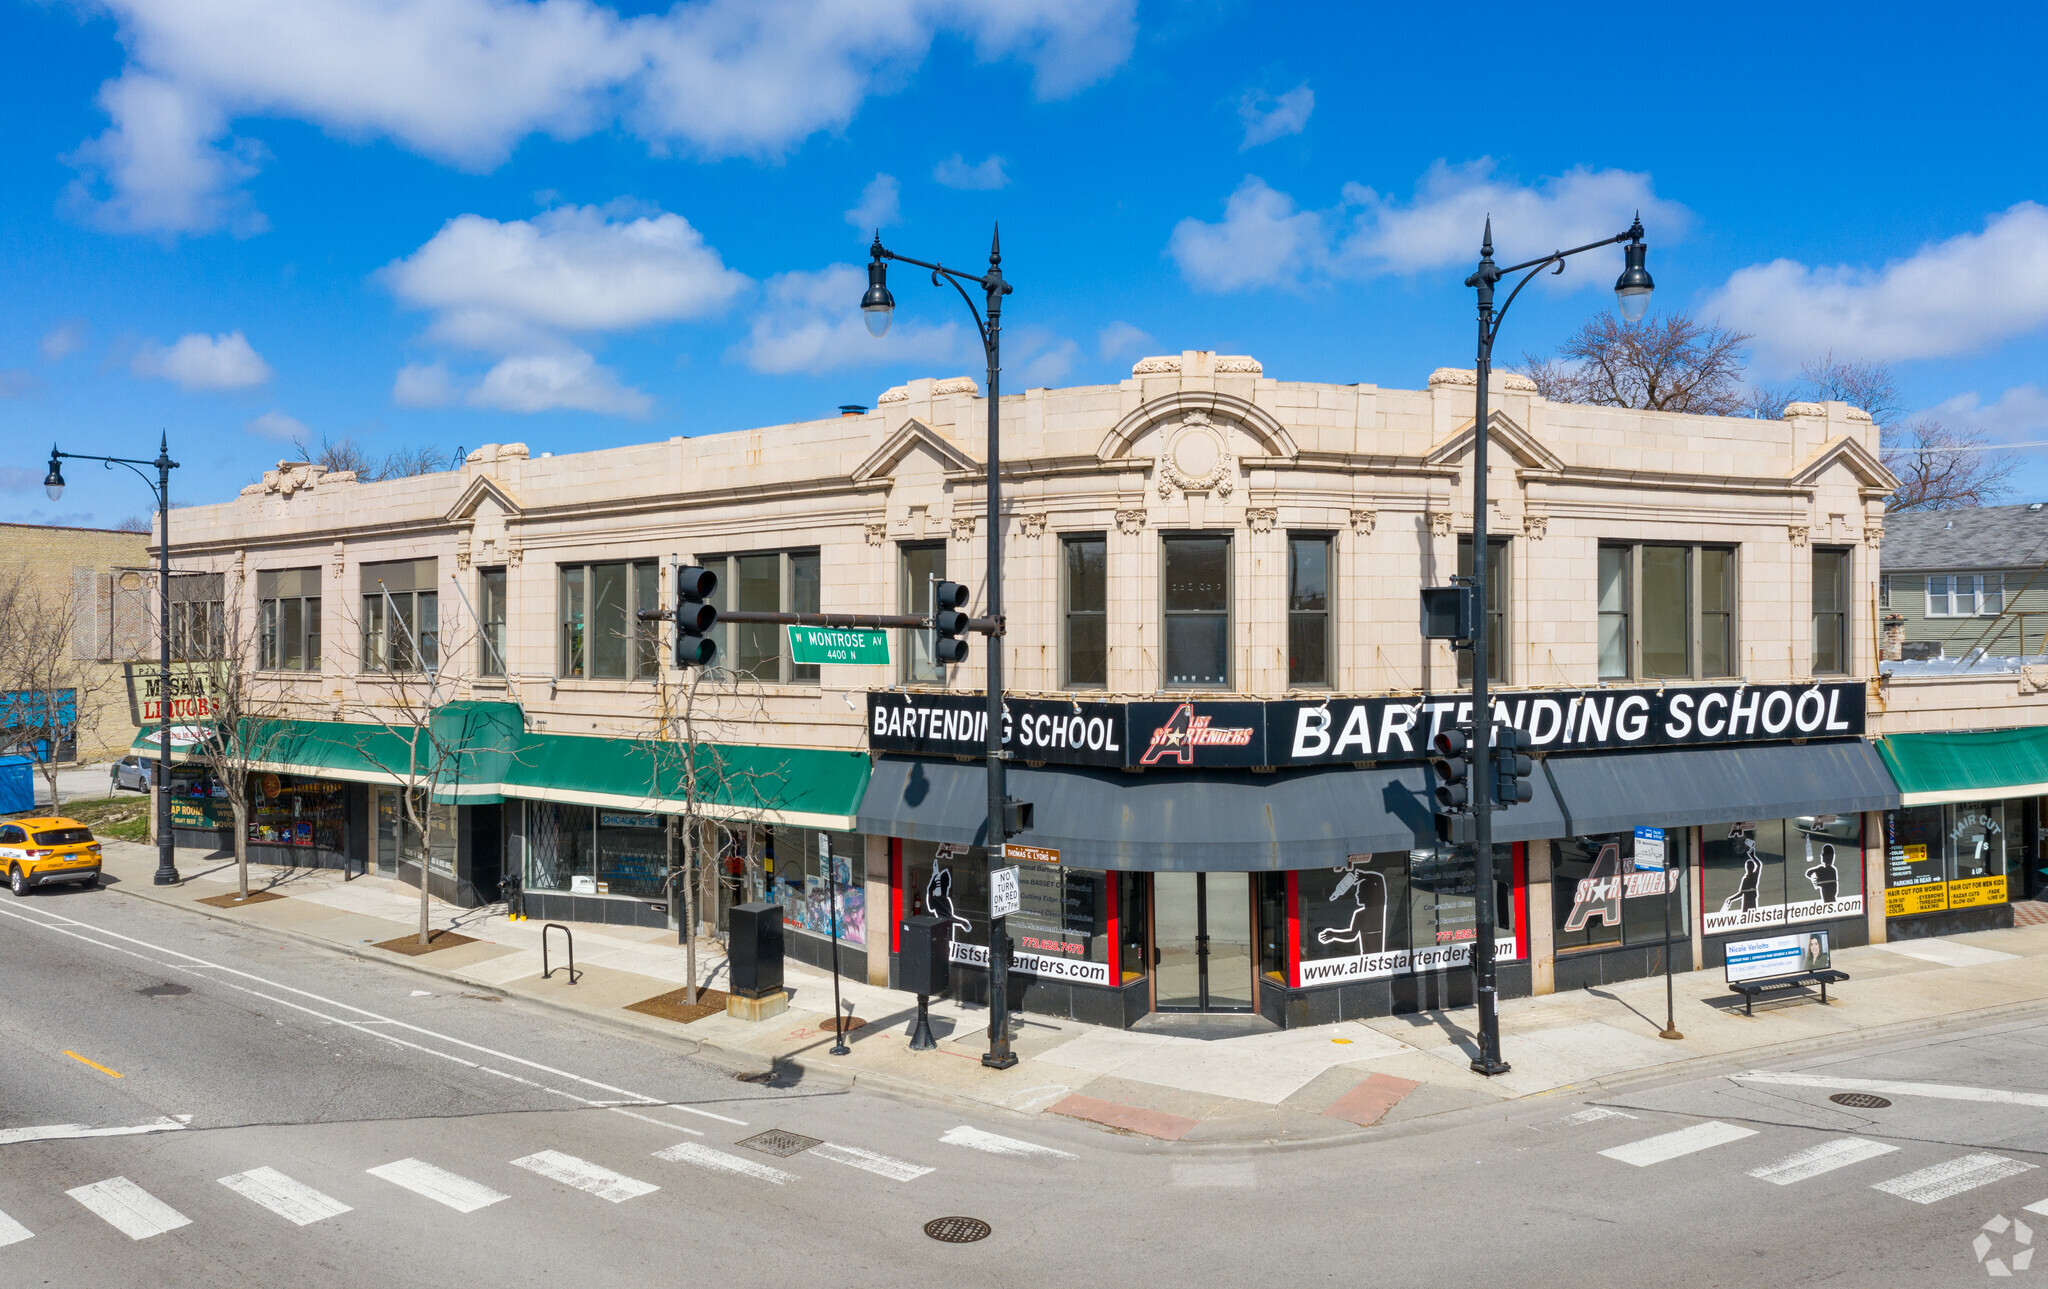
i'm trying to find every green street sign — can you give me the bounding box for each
[786,625,891,666]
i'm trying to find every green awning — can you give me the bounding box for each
[500,733,871,830]
[1876,727,2048,806]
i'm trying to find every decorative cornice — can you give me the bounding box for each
[1427,368,1538,393]
[1131,355,1180,375]
[1213,355,1262,374]
[245,460,356,499]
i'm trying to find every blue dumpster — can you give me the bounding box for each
[0,755,33,815]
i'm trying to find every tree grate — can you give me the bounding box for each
[1829,1092,1892,1109]
[737,1129,822,1158]
[924,1217,992,1244]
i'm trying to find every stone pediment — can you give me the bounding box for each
[1790,435,1898,491]
[851,418,981,484]
[1426,410,1566,473]
[1098,390,1296,463]
[445,474,522,523]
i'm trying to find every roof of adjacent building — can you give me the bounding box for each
[1882,503,2048,571]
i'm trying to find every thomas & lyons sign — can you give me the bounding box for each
[867,681,1866,771]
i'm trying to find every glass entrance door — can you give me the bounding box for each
[1153,872,1253,1012]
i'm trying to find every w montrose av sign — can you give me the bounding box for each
[868,681,1866,771]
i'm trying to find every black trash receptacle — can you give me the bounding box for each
[728,901,784,1000]
[898,915,952,996]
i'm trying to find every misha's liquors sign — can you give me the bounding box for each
[869,681,1866,770]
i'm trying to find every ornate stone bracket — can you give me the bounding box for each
[950,515,977,543]
[505,538,524,566]
[1865,522,1884,549]
[1019,513,1048,539]
[1523,513,1549,540]
[1116,509,1146,536]
[863,522,888,547]
[1429,511,1454,538]
[330,541,346,579]
[1348,509,1378,536]
[455,533,473,571]
[1246,507,1277,534]
[1789,525,1810,548]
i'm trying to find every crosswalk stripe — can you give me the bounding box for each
[511,1150,659,1202]
[654,1142,795,1185]
[0,1118,187,1145]
[940,1125,1076,1160]
[0,1208,31,1248]
[812,1142,933,1182]
[1599,1121,1758,1167]
[366,1159,510,1213]
[219,1167,353,1226]
[1747,1138,1900,1185]
[67,1177,192,1240]
[1875,1154,2038,1205]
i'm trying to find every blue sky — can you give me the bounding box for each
[4,0,2047,527]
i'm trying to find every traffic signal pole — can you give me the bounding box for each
[1466,229,1508,1079]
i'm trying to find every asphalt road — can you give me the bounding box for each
[2,885,2046,1287]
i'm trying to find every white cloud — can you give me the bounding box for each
[40,320,89,362]
[933,153,1007,190]
[131,330,273,390]
[246,410,309,440]
[393,361,459,408]
[467,350,652,416]
[734,263,965,373]
[68,0,1136,236]
[1097,320,1152,361]
[1237,83,1311,151]
[1709,203,2048,368]
[1920,384,2048,442]
[845,173,901,230]
[1010,329,1077,387]
[1168,161,1685,293]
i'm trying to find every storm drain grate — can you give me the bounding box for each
[924,1217,992,1244]
[737,1129,823,1158]
[1829,1092,1892,1109]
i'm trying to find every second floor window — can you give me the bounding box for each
[703,550,821,684]
[1063,535,1106,688]
[257,568,319,670]
[478,567,507,676]
[1813,548,1850,675]
[1163,534,1229,687]
[1597,543,1736,680]
[361,559,438,673]
[1927,573,2003,617]
[1456,537,1509,684]
[900,543,947,684]
[559,560,658,680]
[1287,534,1331,687]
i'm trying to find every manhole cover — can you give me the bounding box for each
[138,983,190,997]
[1830,1092,1892,1109]
[924,1217,992,1244]
[737,1129,822,1158]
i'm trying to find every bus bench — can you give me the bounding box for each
[1729,969,1849,1016]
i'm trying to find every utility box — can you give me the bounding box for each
[727,901,785,1000]
[0,756,31,816]
[898,915,952,996]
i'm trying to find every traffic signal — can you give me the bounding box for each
[1430,727,1472,812]
[932,580,970,665]
[1494,727,1534,806]
[674,565,718,666]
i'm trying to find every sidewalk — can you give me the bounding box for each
[81,840,2048,1147]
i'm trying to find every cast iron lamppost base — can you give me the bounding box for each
[862,228,1019,1070]
[1460,216,1652,1077]
[43,434,183,886]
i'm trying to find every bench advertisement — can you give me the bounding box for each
[1725,929,1832,985]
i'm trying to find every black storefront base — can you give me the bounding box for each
[1701,915,1869,971]
[782,928,869,983]
[1259,960,1535,1028]
[522,889,670,929]
[1888,903,2014,940]
[1553,941,1698,993]
[889,955,1149,1029]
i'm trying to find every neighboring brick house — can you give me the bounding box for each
[0,521,152,762]
[1879,504,2048,660]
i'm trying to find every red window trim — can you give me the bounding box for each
[889,838,903,954]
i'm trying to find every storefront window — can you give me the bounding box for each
[1257,871,1288,982]
[375,788,454,877]
[901,841,1112,985]
[595,811,666,898]
[1887,801,2013,916]
[764,826,865,947]
[168,765,230,833]
[1705,815,1861,933]
[1556,832,1688,949]
[1119,872,1148,983]
[524,801,594,892]
[1296,854,1408,984]
[247,773,346,852]
[1407,845,1517,964]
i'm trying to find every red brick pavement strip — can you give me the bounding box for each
[1047,1094,1202,1141]
[1321,1072,1422,1128]
[2014,901,2048,929]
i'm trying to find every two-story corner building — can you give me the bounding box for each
[155,352,1920,1030]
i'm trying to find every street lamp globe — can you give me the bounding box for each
[860,251,894,338]
[43,449,64,501]
[1614,236,1654,323]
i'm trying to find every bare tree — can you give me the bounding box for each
[290,434,456,483]
[0,567,116,812]
[1883,418,2020,512]
[1794,352,1903,425]
[293,433,376,478]
[1520,312,1753,415]
[113,515,151,534]
[377,445,456,479]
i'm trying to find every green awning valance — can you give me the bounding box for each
[500,733,871,830]
[1877,727,2048,806]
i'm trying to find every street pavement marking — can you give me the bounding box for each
[1874,1154,2038,1205]
[1599,1121,1758,1167]
[0,1208,31,1248]
[219,1167,353,1226]
[61,1050,123,1078]
[2020,1197,2048,1219]
[511,1150,659,1202]
[0,1117,186,1145]
[367,1159,510,1213]
[812,1142,933,1182]
[0,902,748,1130]
[1736,1070,2048,1108]
[1561,1108,1637,1125]
[940,1126,1077,1160]
[67,1177,192,1240]
[653,1142,796,1185]
[1747,1138,1900,1185]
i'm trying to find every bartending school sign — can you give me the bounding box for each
[867,681,1866,770]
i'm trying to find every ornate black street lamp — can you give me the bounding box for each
[1461,216,1652,1076]
[861,228,1021,1069]
[43,434,183,886]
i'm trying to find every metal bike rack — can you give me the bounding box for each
[542,922,580,984]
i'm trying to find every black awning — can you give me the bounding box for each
[856,754,1569,871]
[1542,740,1901,838]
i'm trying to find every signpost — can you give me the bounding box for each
[787,626,890,666]
[990,866,1022,920]
[825,832,850,1056]
[1636,825,1682,1040]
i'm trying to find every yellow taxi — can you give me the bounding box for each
[3,817,103,896]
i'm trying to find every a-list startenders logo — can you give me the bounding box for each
[1138,702,1256,766]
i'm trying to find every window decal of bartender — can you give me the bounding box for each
[925,844,971,936]
[1318,860,1388,954]
[1563,842,1624,932]
[1721,823,1763,913]
[1805,842,1840,903]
